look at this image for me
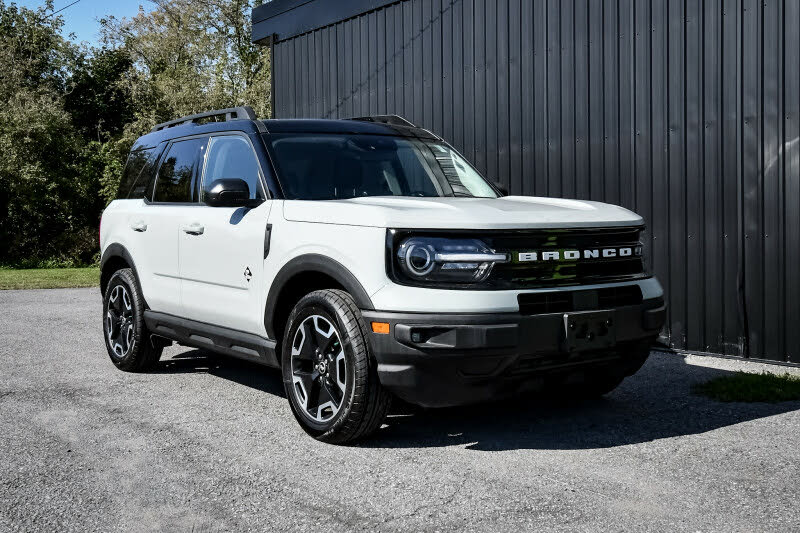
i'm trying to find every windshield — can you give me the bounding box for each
[265,133,498,200]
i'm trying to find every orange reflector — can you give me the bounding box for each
[371,322,390,334]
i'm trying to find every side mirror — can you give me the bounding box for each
[205,179,261,208]
[493,181,509,196]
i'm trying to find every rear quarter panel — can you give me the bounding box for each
[101,199,176,314]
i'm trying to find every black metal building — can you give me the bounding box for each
[253,0,800,364]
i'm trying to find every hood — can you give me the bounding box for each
[282,196,643,229]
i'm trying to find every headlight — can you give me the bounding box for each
[395,236,509,284]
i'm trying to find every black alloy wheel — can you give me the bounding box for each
[282,289,391,443]
[102,268,163,372]
[289,314,348,424]
[105,284,135,359]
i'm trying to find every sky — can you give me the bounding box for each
[17,0,153,47]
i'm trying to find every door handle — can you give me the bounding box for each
[130,221,147,232]
[181,223,205,236]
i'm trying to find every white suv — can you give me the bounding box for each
[100,107,665,443]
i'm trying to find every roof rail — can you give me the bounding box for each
[151,106,258,132]
[348,115,418,128]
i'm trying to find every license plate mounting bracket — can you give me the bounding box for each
[561,310,616,353]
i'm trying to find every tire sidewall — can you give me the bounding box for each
[281,295,359,437]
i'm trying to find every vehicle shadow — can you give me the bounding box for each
[365,352,800,451]
[155,349,286,398]
[154,349,800,451]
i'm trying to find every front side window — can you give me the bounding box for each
[264,134,498,200]
[202,136,264,200]
[152,138,206,203]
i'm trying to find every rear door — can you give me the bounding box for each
[135,137,207,315]
[113,144,162,300]
[179,133,272,333]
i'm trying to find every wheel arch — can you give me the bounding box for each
[264,254,375,344]
[100,244,144,303]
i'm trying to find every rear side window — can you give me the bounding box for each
[153,138,206,203]
[117,148,157,199]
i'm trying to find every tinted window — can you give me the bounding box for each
[427,144,497,198]
[117,148,156,199]
[153,138,206,202]
[203,136,263,200]
[265,134,497,200]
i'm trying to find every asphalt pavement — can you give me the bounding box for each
[1,287,799,532]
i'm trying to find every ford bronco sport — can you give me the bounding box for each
[99,107,665,443]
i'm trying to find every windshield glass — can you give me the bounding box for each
[265,133,498,200]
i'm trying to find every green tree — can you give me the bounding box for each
[65,47,135,141]
[0,1,98,264]
[0,89,100,264]
[0,0,75,98]
[100,0,270,122]
[0,0,271,265]
[94,0,270,205]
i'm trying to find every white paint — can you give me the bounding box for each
[102,192,657,337]
[283,196,643,229]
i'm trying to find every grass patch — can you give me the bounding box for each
[0,267,100,290]
[694,371,800,403]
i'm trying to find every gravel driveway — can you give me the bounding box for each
[1,287,799,532]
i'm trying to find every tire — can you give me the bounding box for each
[102,268,163,372]
[281,289,391,444]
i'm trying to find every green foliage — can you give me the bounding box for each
[101,0,270,120]
[0,89,100,264]
[64,47,135,139]
[694,372,800,403]
[0,0,270,266]
[0,0,76,96]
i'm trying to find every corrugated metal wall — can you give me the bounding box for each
[271,0,800,363]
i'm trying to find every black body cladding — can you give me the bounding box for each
[144,311,279,367]
[263,254,375,340]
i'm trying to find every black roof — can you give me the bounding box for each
[262,119,440,140]
[132,116,440,151]
[132,119,264,151]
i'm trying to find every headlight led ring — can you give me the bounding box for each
[404,243,436,276]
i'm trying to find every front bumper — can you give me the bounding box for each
[362,296,665,407]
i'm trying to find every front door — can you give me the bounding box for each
[179,134,272,334]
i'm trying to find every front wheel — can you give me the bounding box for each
[281,289,391,443]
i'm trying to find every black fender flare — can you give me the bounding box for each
[99,243,143,298]
[264,254,375,340]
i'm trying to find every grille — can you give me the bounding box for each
[517,284,643,315]
[484,226,646,289]
[387,226,648,290]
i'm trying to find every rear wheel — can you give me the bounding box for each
[102,268,162,372]
[281,289,391,443]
